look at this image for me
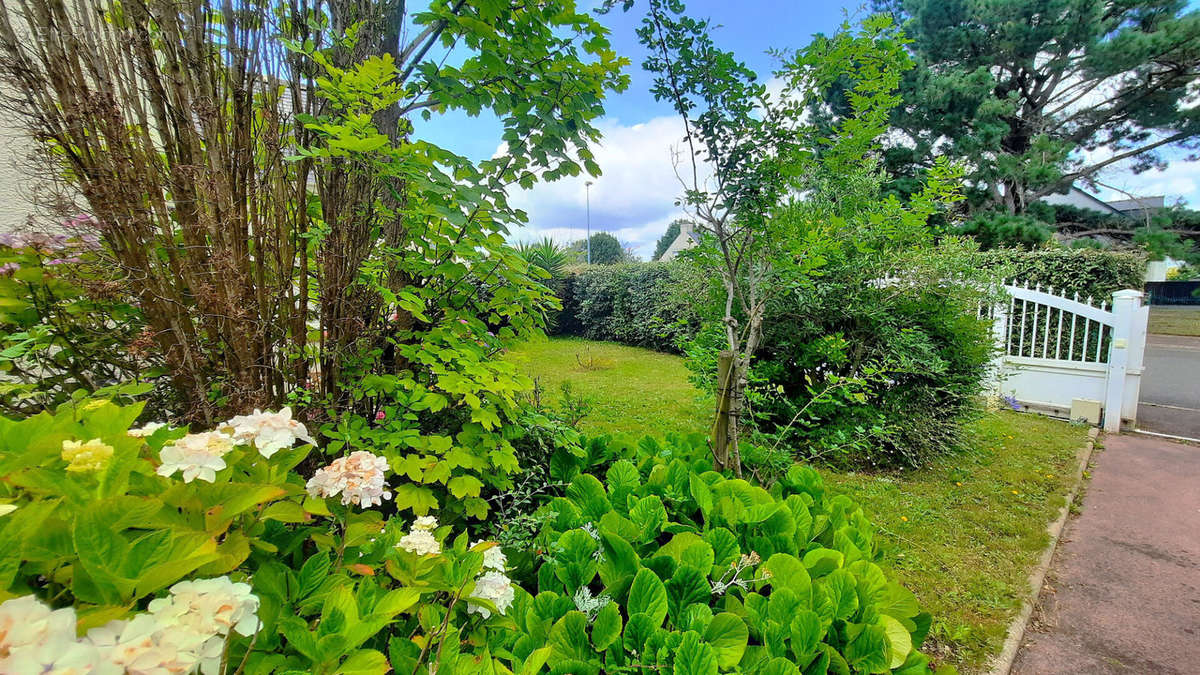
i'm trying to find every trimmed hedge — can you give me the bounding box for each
[554,262,703,352]
[980,248,1145,302]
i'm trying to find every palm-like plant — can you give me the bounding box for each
[515,237,572,279]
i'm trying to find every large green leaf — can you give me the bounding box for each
[673,630,718,675]
[822,569,859,621]
[628,568,668,627]
[703,612,748,669]
[566,473,611,520]
[763,553,812,606]
[878,614,913,669]
[629,495,667,540]
[665,566,710,626]
[844,623,890,674]
[549,611,593,662]
[591,602,622,651]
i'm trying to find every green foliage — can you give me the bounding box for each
[0,234,158,417]
[555,261,705,352]
[0,397,538,673]
[572,232,627,265]
[953,213,1053,250]
[857,0,1200,219]
[977,249,1146,302]
[517,434,944,674]
[0,399,310,629]
[516,238,573,282]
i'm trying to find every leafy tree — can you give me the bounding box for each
[853,0,1200,234]
[651,218,688,260]
[0,0,628,424]
[630,0,964,475]
[572,232,626,264]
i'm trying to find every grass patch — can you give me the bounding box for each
[823,412,1088,671]
[505,336,710,437]
[1148,306,1200,337]
[510,336,1090,672]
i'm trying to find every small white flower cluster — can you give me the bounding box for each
[711,551,762,597]
[0,576,260,675]
[154,407,316,485]
[224,406,315,458]
[572,586,611,623]
[306,450,392,508]
[466,540,514,620]
[397,515,441,556]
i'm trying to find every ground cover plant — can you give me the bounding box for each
[512,337,1090,672]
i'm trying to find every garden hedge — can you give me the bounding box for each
[555,262,703,352]
[978,248,1145,303]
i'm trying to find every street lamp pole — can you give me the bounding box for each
[585,180,593,265]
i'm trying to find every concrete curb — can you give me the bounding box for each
[986,426,1100,675]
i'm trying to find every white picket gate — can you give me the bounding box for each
[985,283,1149,432]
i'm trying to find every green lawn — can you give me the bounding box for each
[1148,306,1200,337]
[505,336,711,437]
[509,337,1090,673]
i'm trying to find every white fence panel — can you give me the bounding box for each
[988,284,1146,432]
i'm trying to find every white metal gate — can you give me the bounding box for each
[986,283,1149,432]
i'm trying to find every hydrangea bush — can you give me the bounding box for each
[0,400,520,673]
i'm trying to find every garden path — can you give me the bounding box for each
[1011,433,1200,674]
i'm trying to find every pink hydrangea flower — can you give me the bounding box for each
[306,451,392,508]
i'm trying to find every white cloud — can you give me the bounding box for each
[505,115,704,260]
[1077,143,1200,208]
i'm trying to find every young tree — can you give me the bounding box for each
[632,0,931,475]
[864,0,1200,219]
[0,0,627,425]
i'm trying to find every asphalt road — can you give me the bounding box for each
[1137,334,1200,439]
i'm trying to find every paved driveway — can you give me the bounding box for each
[1012,434,1200,674]
[1137,334,1200,438]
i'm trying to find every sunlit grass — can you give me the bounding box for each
[509,336,1090,672]
[1147,306,1200,336]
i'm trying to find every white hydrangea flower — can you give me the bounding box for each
[467,571,515,619]
[148,577,261,640]
[305,451,392,508]
[471,540,507,572]
[0,594,110,675]
[156,431,235,483]
[86,613,204,675]
[397,528,441,556]
[127,421,167,438]
[223,407,315,458]
[412,515,438,531]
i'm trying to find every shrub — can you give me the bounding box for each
[978,248,1145,302]
[748,255,995,469]
[514,434,943,674]
[0,398,532,673]
[555,261,705,352]
[0,231,157,417]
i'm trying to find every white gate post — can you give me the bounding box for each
[988,296,1010,393]
[1102,290,1143,432]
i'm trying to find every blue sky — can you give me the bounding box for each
[417,1,1200,260]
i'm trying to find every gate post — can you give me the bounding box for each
[1102,290,1143,432]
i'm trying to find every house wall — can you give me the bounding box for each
[0,101,36,232]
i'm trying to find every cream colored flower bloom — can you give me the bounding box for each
[467,571,515,619]
[224,406,316,458]
[413,515,438,531]
[0,595,90,672]
[471,540,507,572]
[148,577,262,640]
[156,431,234,483]
[305,451,391,508]
[397,528,441,556]
[86,614,203,675]
[127,421,167,438]
[61,438,114,472]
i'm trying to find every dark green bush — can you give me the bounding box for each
[749,272,994,470]
[555,261,704,352]
[978,248,1145,302]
